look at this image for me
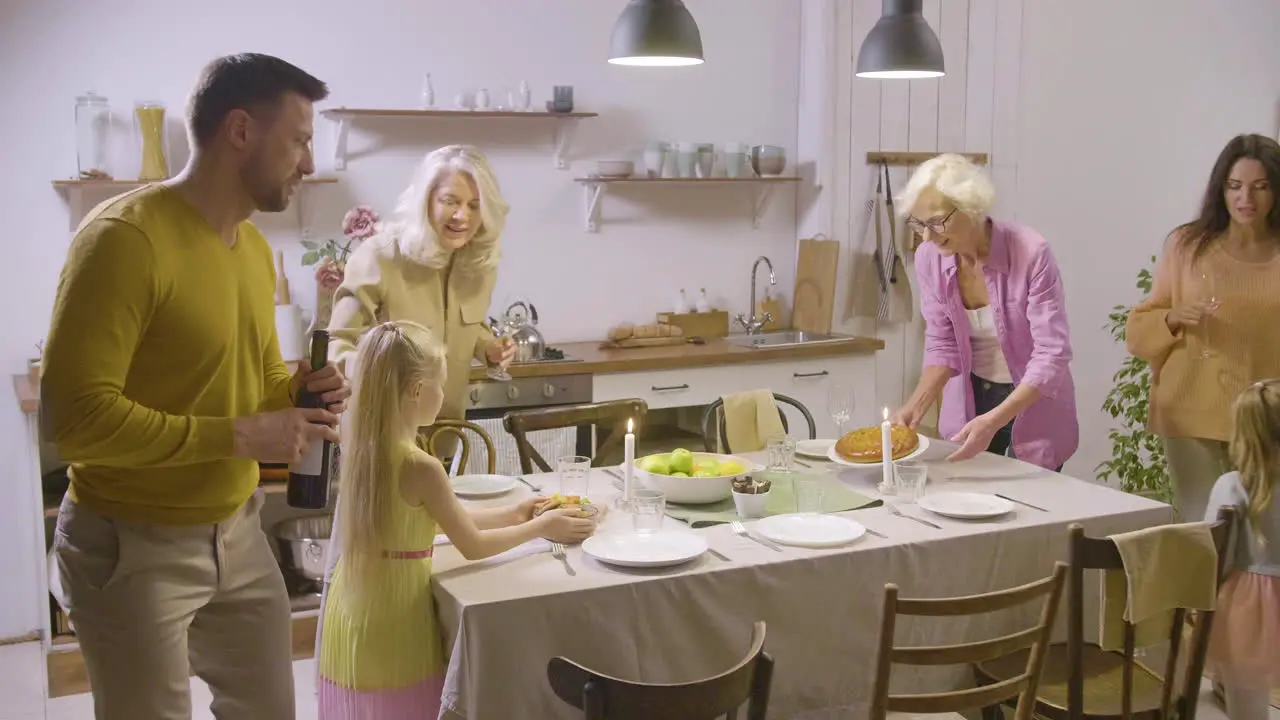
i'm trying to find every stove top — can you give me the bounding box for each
[511,354,582,365]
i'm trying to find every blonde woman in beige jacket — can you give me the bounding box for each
[328,145,515,432]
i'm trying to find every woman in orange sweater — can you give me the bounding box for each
[1126,133,1280,521]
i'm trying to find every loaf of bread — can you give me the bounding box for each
[607,322,683,341]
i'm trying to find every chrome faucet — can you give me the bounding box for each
[735,255,776,335]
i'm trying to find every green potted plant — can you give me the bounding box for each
[1096,257,1171,503]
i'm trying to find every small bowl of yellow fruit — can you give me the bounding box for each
[631,448,761,504]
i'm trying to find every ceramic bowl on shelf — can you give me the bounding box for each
[750,145,787,176]
[595,160,634,178]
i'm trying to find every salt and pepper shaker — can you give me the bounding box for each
[518,80,532,111]
[674,288,691,314]
[475,88,491,110]
[420,73,435,109]
[695,288,711,313]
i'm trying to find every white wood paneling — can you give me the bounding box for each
[816,0,1023,420]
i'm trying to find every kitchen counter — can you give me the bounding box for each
[469,335,884,381]
[11,335,884,415]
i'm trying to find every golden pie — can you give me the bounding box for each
[834,424,920,463]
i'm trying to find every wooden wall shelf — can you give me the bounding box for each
[319,107,598,171]
[572,176,800,232]
[866,151,989,166]
[50,177,338,231]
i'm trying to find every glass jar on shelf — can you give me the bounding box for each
[134,100,170,181]
[74,92,113,180]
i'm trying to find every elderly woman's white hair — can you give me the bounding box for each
[894,153,996,220]
[387,144,510,273]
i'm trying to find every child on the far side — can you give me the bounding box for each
[1204,379,1280,720]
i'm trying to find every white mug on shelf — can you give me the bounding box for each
[722,142,747,178]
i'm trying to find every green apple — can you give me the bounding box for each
[669,448,695,475]
[670,471,690,478]
[638,455,671,475]
[693,459,721,476]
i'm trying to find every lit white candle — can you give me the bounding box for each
[624,418,636,503]
[881,407,894,493]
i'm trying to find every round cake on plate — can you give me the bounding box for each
[834,424,920,463]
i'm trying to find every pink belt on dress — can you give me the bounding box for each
[380,547,434,559]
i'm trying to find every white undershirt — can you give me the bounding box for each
[966,305,1012,384]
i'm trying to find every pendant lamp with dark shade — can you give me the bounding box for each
[608,0,704,67]
[856,0,945,79]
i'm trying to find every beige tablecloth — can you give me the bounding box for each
[431,441,1171,719]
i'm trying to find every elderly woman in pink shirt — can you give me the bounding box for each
[888,154,1078,470]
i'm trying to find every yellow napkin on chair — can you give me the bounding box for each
[1099,522,1218,651]
[720,390,786,453]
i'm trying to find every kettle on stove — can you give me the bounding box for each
[497,300,545,363]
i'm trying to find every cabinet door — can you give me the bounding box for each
[775,356,876,439]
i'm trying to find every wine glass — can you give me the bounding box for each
[485,318,513,382]
[1194,268,1220,360]
[826,383,855,437]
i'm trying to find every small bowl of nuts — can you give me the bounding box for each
[731,475,772,519]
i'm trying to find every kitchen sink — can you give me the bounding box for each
[725,330,851,349]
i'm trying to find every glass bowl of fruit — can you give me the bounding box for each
[631,448,762,504]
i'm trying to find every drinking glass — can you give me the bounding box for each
[793,477,826,515]
[557,455,590,498]
[827,383,855,436]
[485,326,514,382]
[632,489,666,533]
[1193,268,1220,360]
[766,435,797,472]
[894,460,928,503]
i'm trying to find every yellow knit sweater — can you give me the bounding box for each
[1126,236,1280,441]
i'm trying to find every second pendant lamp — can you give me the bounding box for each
[856,0,945,79]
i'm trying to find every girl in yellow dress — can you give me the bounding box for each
[317,320,596,719]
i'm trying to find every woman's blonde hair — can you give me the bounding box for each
[386,144,510,274]
[894,153,996,220]
[336,319,446,593]
[1229,379,1280,535]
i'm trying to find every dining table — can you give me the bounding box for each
[431,439,1171,719]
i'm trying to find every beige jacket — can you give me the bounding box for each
[328,233,497,426]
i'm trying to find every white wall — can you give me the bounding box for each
[0,0,802,639]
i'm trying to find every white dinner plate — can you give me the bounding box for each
[451,474,518,498]
[917,491,1014,519]
[826,435,931,468]
[753,513,867,548]
[796,439,836,459]
[582,531,708,568]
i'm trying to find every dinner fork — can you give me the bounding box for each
[516,476,542,492]
[885,502,942,529]
[730,521,784,553]
[550,542,576,576]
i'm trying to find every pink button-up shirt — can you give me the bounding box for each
[914,219,1078,470]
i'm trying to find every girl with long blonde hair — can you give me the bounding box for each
[1204,379,1280,720]
[316,320,594,718]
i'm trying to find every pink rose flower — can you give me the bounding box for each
[342,205,379,240]
[315,260,344,292]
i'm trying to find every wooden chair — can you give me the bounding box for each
[504,399,648,474]
[700,393,818,453]
[417,419,496,474]
[870,562,1068,720]
[547,620,773,720]
[974,508,1237,720]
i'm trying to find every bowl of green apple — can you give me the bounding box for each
[632,448,762,504]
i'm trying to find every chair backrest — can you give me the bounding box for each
[547,621,773,720]
[869,562,1068,720]
[417,419,496,474]
[1065,506,1236,720]
[504,399,648,474]
[700,393,817,453]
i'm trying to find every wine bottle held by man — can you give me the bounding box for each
[288,330,335,509]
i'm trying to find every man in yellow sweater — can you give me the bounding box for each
[41,54,349,719]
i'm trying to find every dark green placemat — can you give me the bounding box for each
[664,471,881,528]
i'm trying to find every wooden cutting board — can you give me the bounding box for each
[792,237,840,333]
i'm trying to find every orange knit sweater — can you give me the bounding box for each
[1126,236,1280,441]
